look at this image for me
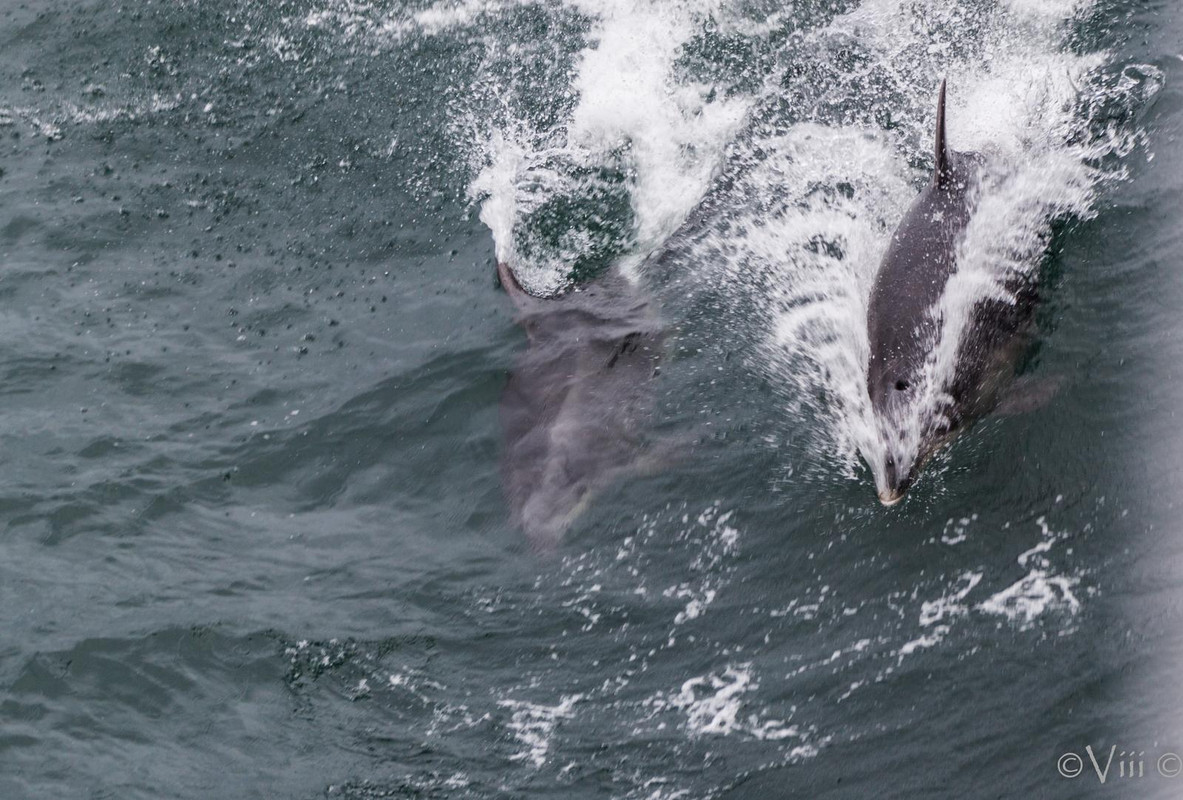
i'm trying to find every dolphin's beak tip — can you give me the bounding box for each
[878,491,904,507]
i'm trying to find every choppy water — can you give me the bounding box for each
[2,0,1183,797]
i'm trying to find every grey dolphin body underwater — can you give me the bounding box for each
[497,261,663,546]
[866,80,1038,505]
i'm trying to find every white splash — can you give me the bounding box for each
[668,664,800,741]
[978,516,1081,627]
[897,570,982,658]
[941,513,979,545]
[302,0,512,42]
[468,0,750,294]
[564,0,746,247]
[919,570,984,627]
[498,693,584,768]
[753,126,914,474]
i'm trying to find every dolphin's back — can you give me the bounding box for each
[499,268,663,546]
[867,78,983,410]
[866,155,976,400]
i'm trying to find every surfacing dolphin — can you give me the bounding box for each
[497,261,663,547]
[866,80,1038,505]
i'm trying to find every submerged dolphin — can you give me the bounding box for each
[497,261,663,546]
[866,80,1036,505]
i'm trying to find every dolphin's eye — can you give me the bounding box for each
[894,380,909,391]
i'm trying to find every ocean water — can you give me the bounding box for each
[1,0,1182,797]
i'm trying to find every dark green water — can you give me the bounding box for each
[1,0,1182,797]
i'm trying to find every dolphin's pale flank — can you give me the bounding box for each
[497,261,663,547]
[865,80,1038,505]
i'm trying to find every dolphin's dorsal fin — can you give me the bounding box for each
[933,78,951,188]
[497,260,537,311]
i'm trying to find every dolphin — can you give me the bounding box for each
[496,261,664,547]
[865,80,1037,505]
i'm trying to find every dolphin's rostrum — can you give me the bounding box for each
[865,79,1038,505]
[497,261,663,547]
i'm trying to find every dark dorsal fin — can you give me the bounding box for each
[933,78,951,188]
[497,260,536,311]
